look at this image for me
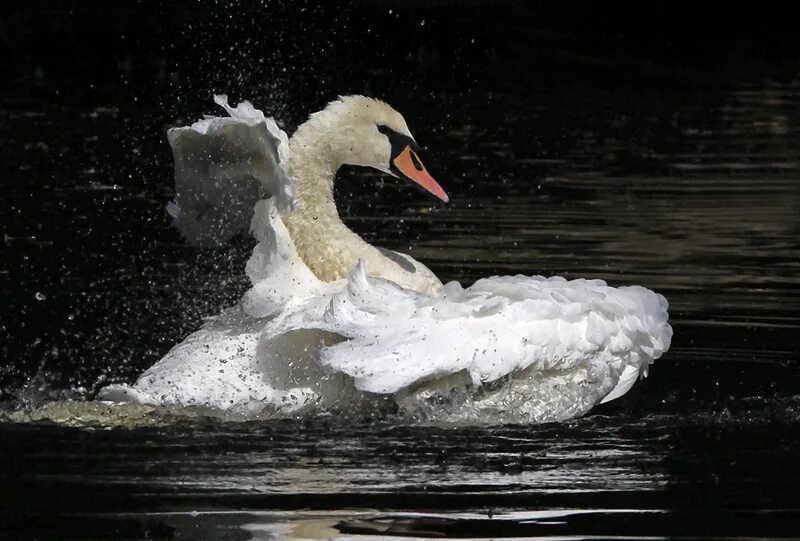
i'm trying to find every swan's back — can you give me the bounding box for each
[267,264,672,416]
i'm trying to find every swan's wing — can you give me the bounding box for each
[166,95,294,246]
[376,247,417,273]
[275,264,672,401]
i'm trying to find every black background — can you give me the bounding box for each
[5,2,800,121]
[2,1,799,394]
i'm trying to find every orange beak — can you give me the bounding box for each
[392,145,449,203]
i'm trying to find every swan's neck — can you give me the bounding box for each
[279,126,369,282]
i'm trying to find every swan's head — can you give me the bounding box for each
[306,95,449,203]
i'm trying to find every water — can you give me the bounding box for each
[3,2,800,539]
[2,411,800,539]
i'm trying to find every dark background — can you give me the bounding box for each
[2,1,799,396]
[4,2,800,117]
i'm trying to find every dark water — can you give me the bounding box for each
[2,2,800,539]
[3,413,799,539]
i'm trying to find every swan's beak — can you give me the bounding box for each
[391,146,449,203]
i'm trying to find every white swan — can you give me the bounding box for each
[98,95,672,423]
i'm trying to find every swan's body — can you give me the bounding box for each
[99,95,672,423]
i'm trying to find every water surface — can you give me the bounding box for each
[2,4,800,538]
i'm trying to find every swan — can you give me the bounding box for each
[98,95,672,423]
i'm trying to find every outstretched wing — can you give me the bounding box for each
[166,95,294,246]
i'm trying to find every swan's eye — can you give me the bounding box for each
[380,124,420,157]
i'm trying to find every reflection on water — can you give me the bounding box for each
[2,407,799,539]
[2,41,800,540]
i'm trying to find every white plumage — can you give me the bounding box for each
[98,96,672,423]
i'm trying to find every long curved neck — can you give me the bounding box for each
[285,126,339,224]
[279,124,369,282]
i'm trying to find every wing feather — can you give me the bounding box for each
[166,95,293,246]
